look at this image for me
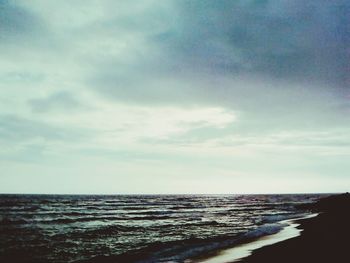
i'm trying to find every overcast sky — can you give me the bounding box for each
[1,0,349,194]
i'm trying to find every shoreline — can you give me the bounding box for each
[240,193,350,263]
[191,193,349,263]
[193,213,318,263]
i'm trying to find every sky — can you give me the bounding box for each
[0,0,349,194]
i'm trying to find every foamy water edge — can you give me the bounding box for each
[195,213,319,263]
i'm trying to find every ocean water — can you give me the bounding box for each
[0,194,325,263]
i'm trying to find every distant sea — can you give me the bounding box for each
[0,194,326,262]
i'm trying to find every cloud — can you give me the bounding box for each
[0,0,44,40]
[168,0,349,84]
[0,114,75,141]
[41,103,237,143]
[3,0,348,106]
[74,0,350,128]
[29,91,82,113]
[1,0,348,133]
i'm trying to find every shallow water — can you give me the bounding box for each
[0,194,324,262]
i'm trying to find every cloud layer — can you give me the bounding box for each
[0,0,349,193]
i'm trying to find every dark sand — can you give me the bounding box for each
[241,193,350,263]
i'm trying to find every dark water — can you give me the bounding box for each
[0,194,325,262]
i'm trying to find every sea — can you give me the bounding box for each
[0,194,326,263]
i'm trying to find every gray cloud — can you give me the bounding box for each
[0,114,81,141]
[29,91,82,113]
[168,0,349,84]
[1,0,348,127]
[84,0,349,113]
[0,0,45,42]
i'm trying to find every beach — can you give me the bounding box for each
[193,193,350,263]
[196,214,317,263]
[240,193,350,263]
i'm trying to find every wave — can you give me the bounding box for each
[75,221,287,263]
[30,215,176,224]
[260,213,306,224]
[1,194,323,263]
[0,218,28,225]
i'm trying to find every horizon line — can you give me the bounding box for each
[0,192,343,196]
